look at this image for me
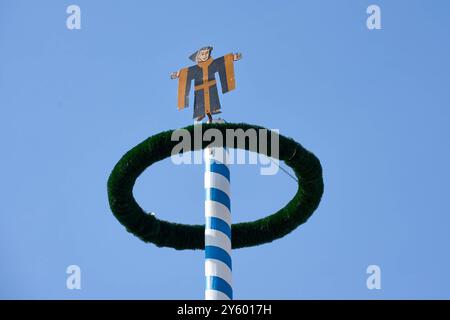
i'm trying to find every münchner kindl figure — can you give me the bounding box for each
[171,46,242,122]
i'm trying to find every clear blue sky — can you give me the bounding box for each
[1,0,450,299]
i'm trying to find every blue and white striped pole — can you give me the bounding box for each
[204,144,232,300]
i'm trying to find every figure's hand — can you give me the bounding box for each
[170,71,180,79]
[233,52,242,61]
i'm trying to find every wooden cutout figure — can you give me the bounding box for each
[171,46,242,122]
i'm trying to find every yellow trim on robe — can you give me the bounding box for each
[224,53,236,91]
[177,68,188,110]
[197,58,214,114]
[195,80,216,91]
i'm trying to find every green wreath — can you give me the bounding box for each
[107,122,324,250]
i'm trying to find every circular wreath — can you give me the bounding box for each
[107,123,323,250]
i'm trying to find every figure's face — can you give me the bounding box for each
[196,49,210,62]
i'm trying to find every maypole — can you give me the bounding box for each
[107,46,324,299]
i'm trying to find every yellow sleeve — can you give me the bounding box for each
[177,68,189,110]
[224,54,236,92]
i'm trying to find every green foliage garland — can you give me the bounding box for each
[107,123,323,250]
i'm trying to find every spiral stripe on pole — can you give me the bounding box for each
[204,146,232,300]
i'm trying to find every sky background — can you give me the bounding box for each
[1,0,450,299]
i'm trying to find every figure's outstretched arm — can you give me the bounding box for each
[176,67,193,110]
[216,53,239,93]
